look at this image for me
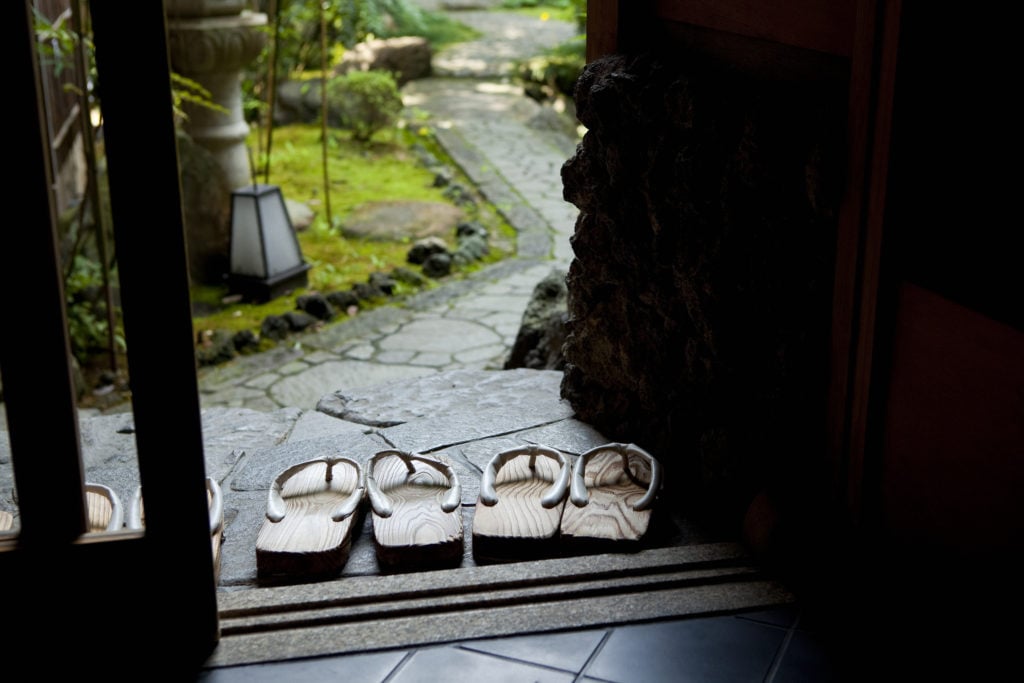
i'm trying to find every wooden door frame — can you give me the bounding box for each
[583,0,904,530]
[1,1,218,668]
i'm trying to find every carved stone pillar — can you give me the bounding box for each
[166,1,267,191]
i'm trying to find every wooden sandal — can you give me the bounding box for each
[256,457,365,581]
[471,444,571,561]
[85,482,124,534]
[366,450,463,571]
[0,484,121,535]
[559,442,662,547]
[127,477,225,583]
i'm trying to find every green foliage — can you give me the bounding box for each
[514,34,586,97]
[326,70,404,143]
[171,72,229,124]
[260,0,468,75]
[33,6,93,83]
[64,255,124,364]
[500,0,586,29]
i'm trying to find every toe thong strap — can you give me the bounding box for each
[479,444,570,508]
[366,450,461,517]
[266,457,365,523]
[569,443,662,511]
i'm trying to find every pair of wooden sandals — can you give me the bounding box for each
[0,483,127,535]
[255,443,662,580]
[0,480,225,583]
[256,450,463,580]
[472,443,663,561]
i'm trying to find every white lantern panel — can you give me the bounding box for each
[256,188,303,277]
[229,192,265,277]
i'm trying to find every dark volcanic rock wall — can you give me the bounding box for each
[560,53,845,533]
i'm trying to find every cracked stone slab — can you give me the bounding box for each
[230,432,392,493]
[377,402,573,454]
[286,410,376,443]
[271,360,437,410]
[317,368,569,427]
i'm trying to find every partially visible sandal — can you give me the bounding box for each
[0,484,122,535]
[127,477,225,584]
[471,444,571,562]
[85,482,124,534]
[256,457,365,581]
[366,450,463,571]
[559,442,662,549]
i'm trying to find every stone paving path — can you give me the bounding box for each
[3,1,600,580]
[194,5,582,415]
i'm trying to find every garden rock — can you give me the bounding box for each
[352,282,386,301]
[504,268,568,371]
[340,200,465,241]
[177,130,231,285]
[260,315,290,341]
[327,290,360,310]
[443,182,475,206]
[283,310,318,332]
[422,252,452,278]
[196,329,237,367]
[273,79,321,126]
[296,293,336,320]
[368,272,397,296]
[233,329,260,352]
[334,36,432,87]
[285,198,315,231]
[391,266,428,288]
[407,236,449,265]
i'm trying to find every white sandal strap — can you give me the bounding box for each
[85,482,123,531]
[479,444,570,508]
[366,450,461,517]
[126,476,224,534]
[569,443,662,511]
[266,457,365,523]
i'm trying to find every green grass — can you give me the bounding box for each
[498,2,580,24]
[417,10,483,49]
[191,122,517,335]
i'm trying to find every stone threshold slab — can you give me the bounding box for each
[206,543,795,668]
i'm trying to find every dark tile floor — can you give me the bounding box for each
[197,605,843,682]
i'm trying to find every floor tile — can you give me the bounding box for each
[770,629,841,682]
[735,605,801,628]
[388,645,576,683]
[585,616,786,683]
[459,628,608,672]
[197,650,408,683]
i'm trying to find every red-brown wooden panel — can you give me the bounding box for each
[654,0,857,56]
[879,283,1024,556]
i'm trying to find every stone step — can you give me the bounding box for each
[208,542,794,667]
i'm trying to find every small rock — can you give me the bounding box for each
[368,272,397,296]
[327,290,360,310]
[260,315,290,341]
[407,236,450,265]
[352,282,385,301]
[422,252,453,278]
[283,310,318,332]
[296,293,336,320]
[233,329,260,352]
[391,266,428,288]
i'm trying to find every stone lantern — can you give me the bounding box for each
[165,1,267,191]
[164,1,269,284]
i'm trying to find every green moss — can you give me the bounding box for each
[190,121,517,338]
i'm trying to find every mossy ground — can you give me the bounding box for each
[189,121,517,335]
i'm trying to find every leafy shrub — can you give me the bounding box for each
[64,255,124,364]
[514,34,586,98]
[327,70,404,143]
